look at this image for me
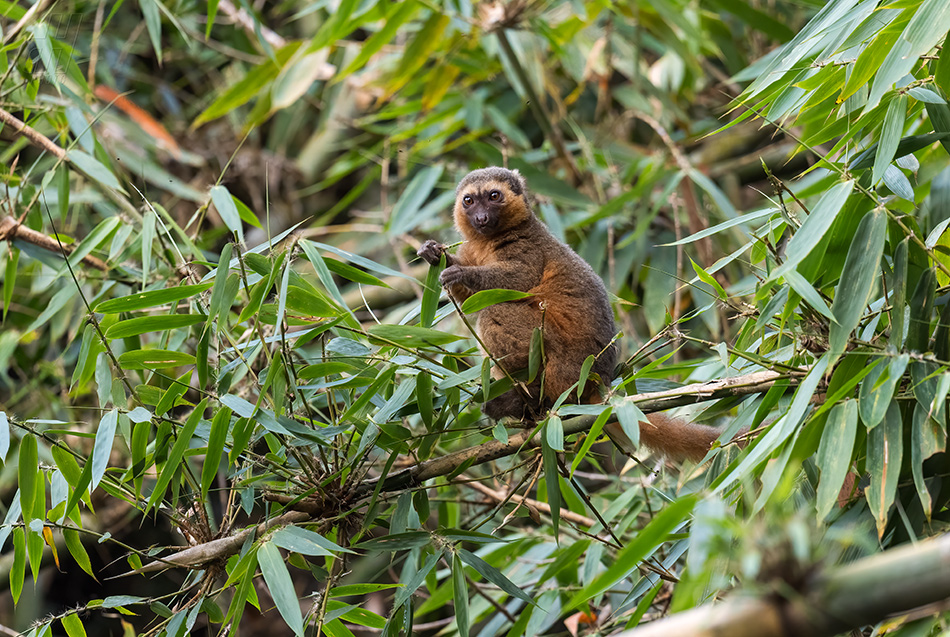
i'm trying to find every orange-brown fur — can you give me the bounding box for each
[418,167,728,462]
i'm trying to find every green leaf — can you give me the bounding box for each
[61,612,87,637]
[704,0,793,40]
[367,324,464,348]
[105,314,205,339]
[770,180,854,282]
[336,1,420,83]
[90,409,118,492]
[297,362,360,379]
[307,0,359,52]
[3,247,17,323]
[570,406,613,476]
[258,541,304,636]
[866,402,903,538]
[388,165,444,236]
[545,415,564,453]
[193,43,301,126]
[323,257,388,287]
[272,525,354,555]
[63,528,94,578]
[458,548,534,605]
[94,283,213,313]
[420,253,442,329]
[891,238,909,348]
[911,402,947,519]
[117,349,196,370]
[611,395,645,452]
[460,289,534,314]
[146,399,205,512]
[0,411,8,463]
[140,0,162,65]
[284,286,339,318]
[883,164,915,201]
[210,186,244,243]
[907,268,935,352]
[68,150,125,193]
[873,95,907,185]
[689,256,726,300]
[567,495,698,610]
[452,552,469,637]
[859,354,909,430]
[201,407,230,500]
[816,400,858,520]
[527,327,544,383]
[356,531,431,552]
[867,0,950,110]
[839,14,906,104]
[18,435,38,522]
[272,50,330,109]
[829,208,886,358]
[853,132,950,170]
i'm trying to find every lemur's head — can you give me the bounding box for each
[454,167,533,238]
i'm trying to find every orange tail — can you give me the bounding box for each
[605,413,736,463]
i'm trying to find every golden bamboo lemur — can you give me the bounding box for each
[418,167,729,462]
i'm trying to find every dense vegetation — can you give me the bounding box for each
[2,0,950,635]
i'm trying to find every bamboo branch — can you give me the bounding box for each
[618,533,950,637]
[135,367,796,575]
[0,216,110,270]
[357,368,795,498]
[0,107,142,221]
[464,474,598,528]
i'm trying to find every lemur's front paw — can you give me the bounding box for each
[417,240,446,266]
[439,264,466,288]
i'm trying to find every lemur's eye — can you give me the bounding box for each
[462,195,474,206]
[489,190,501,201]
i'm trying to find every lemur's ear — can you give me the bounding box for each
[510,169,528,194]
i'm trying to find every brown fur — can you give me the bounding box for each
[418,167,727,462]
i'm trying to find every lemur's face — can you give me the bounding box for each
[454,168,530,237]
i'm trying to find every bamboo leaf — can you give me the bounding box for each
[458,548,535,605]
[816,400,858,520]
[452,552,469,637]
[336,1,420,82]
[200,406,230,501]
[829,208,886,358]
[460,289,534,314]
[146,399,205,512]
[859,354,909,430]
[106,314,205,339]
[258,541,305,636]
[117,349,196,370]
[873,96,907,185]
[367,324,464,348]
[90,409,118,492]
[388,165,444,236]
[18,434,38,522]
[94,283,213,313]
[866,402,903,538]
[210,186,244,243]
[911,402,947,519]
[566,495,697,610]
[770,180,854,282]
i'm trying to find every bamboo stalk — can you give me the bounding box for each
[618,534,950,637]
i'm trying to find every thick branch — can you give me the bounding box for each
[0,216,110,270]
[0,107,142,221]
[619,533,950,637]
